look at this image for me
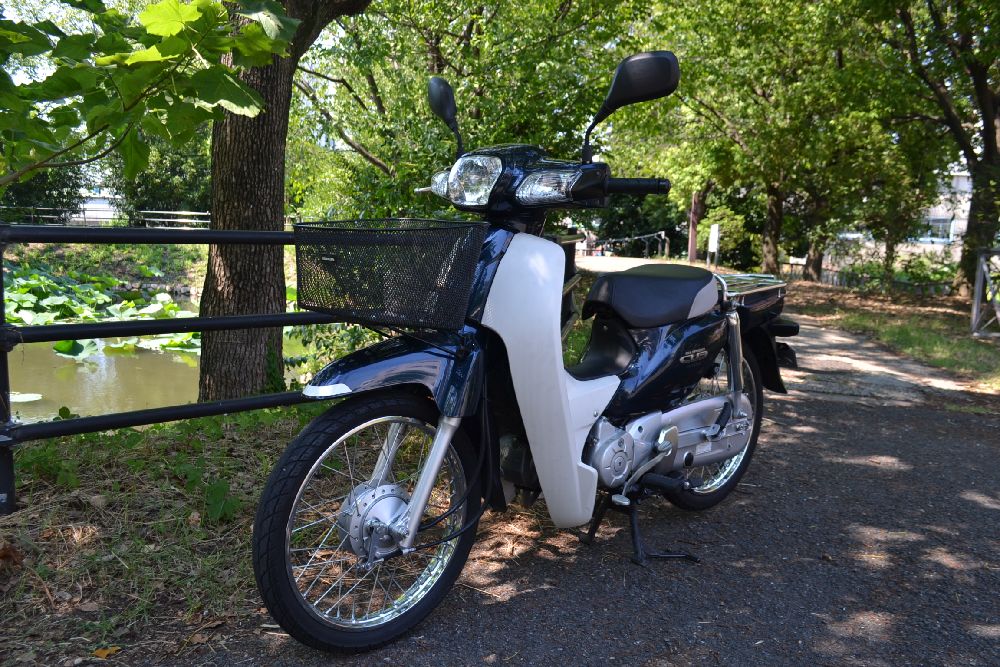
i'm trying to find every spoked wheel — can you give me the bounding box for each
[253,391,480,652]
[664,346,764,511]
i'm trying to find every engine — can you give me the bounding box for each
[584,419,650,488]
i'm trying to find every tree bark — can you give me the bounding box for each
[198,1,370,401]
[804,239,824,282]
[687,179,713,262]
[955,161,1000,290]
[763,184,783,275]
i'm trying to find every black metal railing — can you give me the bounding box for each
[0,224,584,515]
[0,223,343,515]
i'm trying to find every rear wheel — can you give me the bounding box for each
[252,391,480,652]
[664,345,763,511]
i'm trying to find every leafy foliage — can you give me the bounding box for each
[286,0,653,220]
[0,0,298,190]
[0,162,90,220]
[3,263,200,356]
[106,125,211,219]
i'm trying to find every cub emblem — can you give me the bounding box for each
[679,348,709,364]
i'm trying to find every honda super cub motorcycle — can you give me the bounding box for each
[252,51,799,652]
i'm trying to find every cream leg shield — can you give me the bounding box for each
[482,234,620,528]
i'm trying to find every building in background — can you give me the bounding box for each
[918,171,971,244]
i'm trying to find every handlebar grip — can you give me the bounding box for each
[606,177,672,196]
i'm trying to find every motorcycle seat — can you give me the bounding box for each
[581,263,719,328]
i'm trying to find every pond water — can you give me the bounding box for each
[8,334,314,423]
[9,342,200,422]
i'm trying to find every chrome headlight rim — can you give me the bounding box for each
[447,155,503,208]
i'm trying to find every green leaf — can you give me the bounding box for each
[237,0,299,41]
[60,0,107,12]
[51,34,96,61]
[139,0,202,38]
[125,44,177,65]
[120,129,150,180]
[232,22,276,67]
[53,339,99,359]
[189,67,261,116]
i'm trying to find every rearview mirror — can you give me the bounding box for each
[428,77,464,158]
[582,51,680,162]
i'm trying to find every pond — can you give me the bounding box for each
[8,334,313,423]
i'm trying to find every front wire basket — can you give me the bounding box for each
[294,218,488,331]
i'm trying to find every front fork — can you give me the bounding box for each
[387,415,463,549]
[725,305,744,415]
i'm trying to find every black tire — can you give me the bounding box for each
[663,346,764,511]
[252,391,481,653]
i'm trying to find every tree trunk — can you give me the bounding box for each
[687,180,713,262]
[198,1,370,401]
[883,238,897,283]
[804,239,824,282]
[762,184,783,275]
[955,161,1000,291]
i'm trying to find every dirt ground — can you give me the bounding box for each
[4,266,999,666]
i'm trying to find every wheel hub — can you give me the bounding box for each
[337,483,409,559]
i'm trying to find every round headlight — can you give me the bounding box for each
[448,156,502,207]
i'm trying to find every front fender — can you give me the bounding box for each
[303,331,483,417]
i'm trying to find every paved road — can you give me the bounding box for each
[165,260,1000,666]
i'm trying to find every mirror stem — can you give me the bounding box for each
[450,122,464,160]
[581,123,596,163]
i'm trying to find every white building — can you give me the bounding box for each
[919,171,971,244]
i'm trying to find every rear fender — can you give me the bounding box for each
[303,331,483,418]
[743,326,787,394]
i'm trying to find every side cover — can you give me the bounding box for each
[482,233,620,528]
[303,331,483,418]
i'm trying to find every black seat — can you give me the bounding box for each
[582,264,719,328]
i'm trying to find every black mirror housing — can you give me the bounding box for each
[582,51,680,162]
[428,76,464,158]
[428,76,458,126]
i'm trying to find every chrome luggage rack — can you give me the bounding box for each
[714,273,786,304]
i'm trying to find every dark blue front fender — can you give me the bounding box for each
[302,331,483,418]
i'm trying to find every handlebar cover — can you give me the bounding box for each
[606,177,671,196]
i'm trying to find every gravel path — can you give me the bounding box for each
[149,266,999,666]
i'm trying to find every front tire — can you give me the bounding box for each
[664,345,764,511]
[252,391,480,652]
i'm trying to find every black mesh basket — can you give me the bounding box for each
[294,219,488,330]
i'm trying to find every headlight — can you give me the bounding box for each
[449,155,502,207]
[515,170,581,205]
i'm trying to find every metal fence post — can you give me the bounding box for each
[0,239,14,513]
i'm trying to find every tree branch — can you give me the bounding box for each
[292,80,392,175]
[898,7,977,165]
[296,65,370,113]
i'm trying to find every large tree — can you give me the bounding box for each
[866,0,1000,289]
[197,0,370,401]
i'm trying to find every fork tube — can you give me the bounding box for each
[725,306,744,413]
[400,416,462,548]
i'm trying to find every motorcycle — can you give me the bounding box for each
[252,50,799,652]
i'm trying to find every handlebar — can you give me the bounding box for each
[606,177,671,196]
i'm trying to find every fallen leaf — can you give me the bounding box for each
[0,541,24,568]
[88,495,108,510]
[187,511,201,527]
[79,601,99,612]
[188,633,210,645]
[92,646,121,659]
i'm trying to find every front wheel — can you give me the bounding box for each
[252,391,480,652]
[663,345,764,511]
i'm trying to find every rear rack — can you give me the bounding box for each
[715,273,786,302]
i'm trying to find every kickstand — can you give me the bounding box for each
[627,500,700,567]
[580,492,612,545]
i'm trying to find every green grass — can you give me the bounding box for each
[1,404,328,661]
[792,295,1000,392]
